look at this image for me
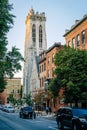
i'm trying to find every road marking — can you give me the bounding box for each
[48,126,58,130]
[27,120,42,123]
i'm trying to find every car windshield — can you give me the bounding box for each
[8,107,13,109]
[72,108,87,116]
[24,107,32,111]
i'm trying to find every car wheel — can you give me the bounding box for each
[34,112,36,119]
[22,114,24,119]
[28,114,31,119]
[73,123,78,130]
[20,114,21,118]
[58,121,63,129]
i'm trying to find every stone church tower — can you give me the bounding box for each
[23,8,47,97]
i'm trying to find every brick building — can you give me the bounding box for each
[0,91,6,104]
[39,51,46,93]
[46,42,64,111]
[0,78,21,104]
[36,42,64,111]
[6,78,21,100]
[64,14,87,50]
[64,14,87,108]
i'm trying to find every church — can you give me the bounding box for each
[23,8,47,98]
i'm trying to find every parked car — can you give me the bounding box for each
[19,106,36,119]
[0,104,4,110]
[56,107,87,130]
[3,105,15,113]
[5,106,15,113]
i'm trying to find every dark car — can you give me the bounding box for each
[56,107,87,130]
[19,106,36,119]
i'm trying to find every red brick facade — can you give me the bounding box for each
[64,15,87,50]
[38,43,64,112]
[64,14,87,108]
[0,91,6,104]
[0,78,21,105]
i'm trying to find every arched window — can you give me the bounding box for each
[39,25,42,48]
[32,24,36,47]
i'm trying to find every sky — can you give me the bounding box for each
[8,0,87,78]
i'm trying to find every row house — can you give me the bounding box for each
[64,14,87,50]
[38,42,64,111]
[39,51,46,93]
[38,14,87,111]
[64,14,87,108]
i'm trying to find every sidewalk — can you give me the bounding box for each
[35,111,56,120]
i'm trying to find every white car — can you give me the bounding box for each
[4,106,15,113]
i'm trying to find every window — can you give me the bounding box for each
[82,31,85,44]
[52,67,55,77]
[39,25,42,48]
[40,78,41,87]
[72,38,75,48]
[77,34,80,46]
[68,41,71,47]
[44,77,46,84]
[48,70,50,78]
[39,66,41,73]
[42,77,43,86]
[48,57,50,65]
[66,109,72,115]
[17,89,19,93]
[12,89,14,93]
[42,64,43,72]
[32,24,36,46]
[44,63,46,71]
[52,53,55,63]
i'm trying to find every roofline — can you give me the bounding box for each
[63,14,87,37]
[46,42,62,53]
[39,57,46,64]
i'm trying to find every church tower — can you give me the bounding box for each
[23,8,47,96]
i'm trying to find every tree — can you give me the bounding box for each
[23,94,33,106]
[49,78,60,98]
[49,46,87,105]
[19,85,23,98]
[8,94,17,105]
[0,0,24,92]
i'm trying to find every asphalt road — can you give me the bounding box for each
[0,110,58,130]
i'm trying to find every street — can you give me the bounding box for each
[0,110,58,130]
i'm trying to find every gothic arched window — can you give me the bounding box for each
[39,25,42,48]
[32,24,36,47]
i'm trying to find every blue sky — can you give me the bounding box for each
[8,0,87,78]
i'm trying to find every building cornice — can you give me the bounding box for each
[46,42,62,53]
[63,14,87,37]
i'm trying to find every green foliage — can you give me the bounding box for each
[0,0,24,92]
[49,78,60,98]
[8,94,17,105]
[16,99,23,106]
[19,85,23,98]
[49,46,87,103]
[23,94,33,106]
[5,46,24,78]
[0,77,7,92]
